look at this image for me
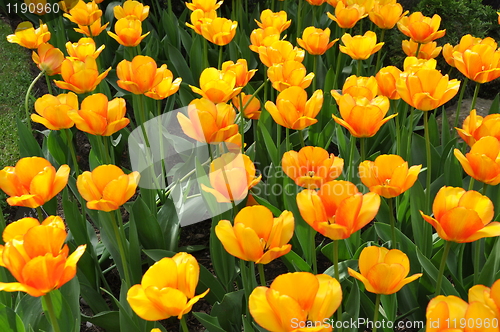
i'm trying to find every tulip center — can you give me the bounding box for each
[307,171,316,177]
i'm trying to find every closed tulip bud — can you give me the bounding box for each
[258,40,305,67]
[359,155,421,198]
[32,43,65,76]
[250,272,342,331]
[63,0,102,27]
[185,9,216,35]
[222,59,257,88]
[331,75,379,102]
[249,27,280,53]
[369,0,407,29]
[77,165,140,211]
[421,186,500,243]
[376,66,402,99]
[108,17,150,47]
[74,18,109,37]
[186,0,223,12]
[117,55,168,95]
[201,153,261,203]
[327,2,368,29]
[114,0,150,21]
[190,67,242,103]
[453,44,500,84]
[232,93,261,120]
[456,109,500,147]
[339,31,384,60]
[297,181,380,240]
[66,37,105,61]
[200,17,237,46]
[454,136,500,185]
[255,9,291,33]
[348,246,422,294]
[297,27,338,56]
[397,12,446,44]
[282,146,344,189]
[402,39,442,60]
[0,216,86,297]
[267,61,315,92]
[0,157,70,208]
[265,86,323,130]
[7,22,50,49]
[127,252,209,321]
[333,94,395,138]
[54,56,111,94]
[216,206,294,264]
[32,92,78,130]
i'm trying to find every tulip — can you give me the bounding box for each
[201,153,261,203]
[77,165,140,211]
[23,0,48,15]
[186,9,217,35]
[348,246,422,294]
[200,17,237,46]
[305,0,327,4]
[333,94,395,138]
[249,27,280,53]
[327,2,368,29]
[282,146,344,189]
[297,27,338,56]
[468,279,500,318]
[215,206,294,264]
[7,22,51,49]
[350,0,375,13]
[331,75,379,102]
[67,93,130,136]
[396,68,460,111]
[257,40,305,67]
[0,157,69,209]
[59,0,78,12]
[403,56,437,73]
[339,31,384,60]
[265,86,323,130]
[249,272,342,332]
[453,44,500,84]
[185,0,223,12]
[402,40,441,60]
[456,109,500,147]
[297,181,380,240]
[54,56,111,94]
[267,61,315,92]
[63,0,102,27]
[442,35,496,68]
[74,18,109,37]
[177,98,240,144]
[117,55,168,95]
[221,59,257,88]
[420,186,500,243]
[327,0,347,6]
[32,92,78,130]
[108,17,150,47]
[190,67,242,104]
[144,72,182,100]
[31,43,64,76]
[255,9,291,33]
[232,93,261,120]
[114,0,150,21]
[0,216,86,297]
[127,252,209,321]
[397,12,446,44]
[376,66,402,100]
[359,155,421,198]
[454,136,500,185]
[66,37,105,61]
[369,0,407,29]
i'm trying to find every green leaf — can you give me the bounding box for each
[81,312,120,332]
[323,260,357,282]
[193,312,226,332]
[157,198,181,252]
[131,197,166,250]
[259,124,278,167]
[251,195,281,217]
[281,250,312,273]
[478,237,500,286]
[165,42,195,85]
[343,280,360,332]
[210,290,245,332]
[0,306,25,332]
[416,248,460,296]
[17,117,42,158]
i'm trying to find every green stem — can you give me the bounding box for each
[471,82,481,111]
[203,38,209,68]
[218,45,223,70]
[25,70,45,132]
[334,35,344,87]
[406,107,414,163]
[138,94,151,148]
[109,211,131,287]
[286,127,291,150]
[311,230,317,274]
[388,198,397,249]
[415,42,421,59]
[360,137,366,161]
[375,29,385,71]
[298,130,306,148]
[434,241,451,296]
[257,263,266,286]
[36,206,44,222]
[45,73,53,95]
[473,240,481,285]
[393,101,401,155]
[357,59,361,76]
[239,93,245,154]
[424,111,432,213]
[453,77,468,130]
[276,124,281,165]
[64,129,80,175]
[333,240,342,328]
[372,294,381,332]
[348,136,356,182]
[207,144,213,162]
[180,316,189,332]
[99,135,111,164]
[482,183,488,195]
[296,0,303,40]
[468,177,475,191]
[44,293,61,332]
[312,55,318,92]
[242,79,268,111]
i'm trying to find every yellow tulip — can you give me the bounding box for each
[108,17,150,47]
[32,92,78,130]
[186,9,217,35]
[249,27,280,53]
[327,2,367,29]
[117,55,168,95]
[221,59,257,88]
[255,9,291,33]
[66,37,105,61]
[7,21,50,49]
[339,31,384,60]
[402,39,442,60]
[369,0,407,29]
[453,44,500,84]
[469,279,500,319]
[185,0,223,12]
[297,27,338,56]
[267,61,315,92]
[456,109,500,147]
[306,0,327,5]
[257,40,305,67]
[200,17,238,46]
[144,72,182,100]
[397,12,446,44]
[114,0,149,21]
[190,67,242,103]
[54,56,111,94]
[232,93,261,120]
[375,66,402,100]
[74,18,109,37]
[31,43,65,76]
[331,75,379,102]
[442,35,497,68]
[63,0,102,27]
[454,136,500,185]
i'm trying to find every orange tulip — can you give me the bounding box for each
[397,12,446,44]
[402,40,441,60]
[396,68,460,111]
[186,0,223,12]
[249,272,342,332]
[349,0,375,13]
[452,44,500,84]
[7,22,51,49]
[267,61,315,92]
[221,59,257,88]
[265,86,323,130]
[402,56,437,73]
[32,43,65,76]
[108,17,150,47]
[54,56,111,94]
[63,0,102,27]
[66,37,105,61]
[376,66,402,100]
[127,252,209,321]
[442,34,496,67]
[456,109,500,147]
[74,18,109,37]
[114,0,150,21]
[177,98,240,144]
[327,0,347,7]
[297,27,338,56]
[305,0,327,4]
[420,186,500,243]
[297,181,380,240]
[232,93,261,120]
[200,17,237,46]
[0,216,86,297]
[249,27,280,53]
[67,93,129,136]
[339,31,384,60]
[201,153,261,203]
[348,246,422,294]
[282,146,344,189]
[215,205,294,264]
[32,92,78,130]
[333,94,395,137]
[454,136,500,185]
[331,75,379,102]
[369,0,407,29]
[190,67,242,104]
[0,157,69,209]
[144,71,182,100]
[117,55,168,95]
[327,2,368,29]
[257,40,305,67]
[255,9,291,33]
[186,9,217,35]
[469,279,500,318]
[359,154,421,198]
[77,165,140,212]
